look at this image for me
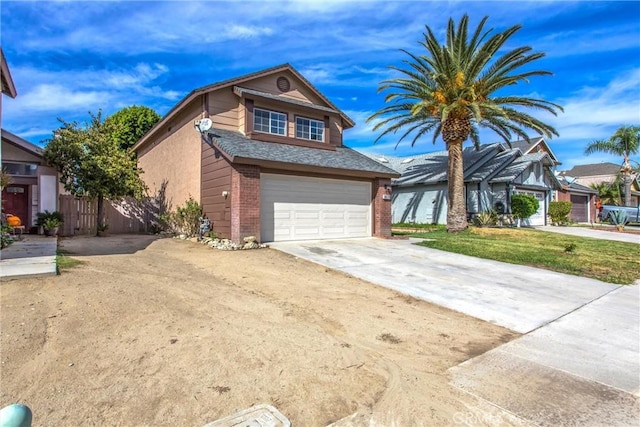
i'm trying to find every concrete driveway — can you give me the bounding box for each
[272,238,640,426]
[271,237,619,334]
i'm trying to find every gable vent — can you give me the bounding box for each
[277,76,291,92]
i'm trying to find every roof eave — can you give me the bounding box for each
[232,156,399,179]
[1,48,17,98]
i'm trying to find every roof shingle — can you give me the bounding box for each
[205,128,399,177]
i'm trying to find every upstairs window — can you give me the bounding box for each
[254,108,286,136]
[296,117,324,142]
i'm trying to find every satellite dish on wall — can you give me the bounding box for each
[194,118,212,133]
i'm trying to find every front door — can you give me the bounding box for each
[2,185,29,226]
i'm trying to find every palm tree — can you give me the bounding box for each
[367,15,563,232]
[585,126,640,207]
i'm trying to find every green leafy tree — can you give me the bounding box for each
[368,15,562,232]
[585,125,640,207]
[43,111,147,235]
[106,105,161,151]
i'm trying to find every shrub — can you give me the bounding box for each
[549,201,572,224]
[474,210,497,227]
[511,194,539,220]
[1,225,14,249]
[162,197,203,237]
[609,210,628,230]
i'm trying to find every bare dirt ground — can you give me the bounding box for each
[1,236,519,426]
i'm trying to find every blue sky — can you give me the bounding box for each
[1,0,639,170]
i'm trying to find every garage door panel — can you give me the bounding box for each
[261,174,371,242]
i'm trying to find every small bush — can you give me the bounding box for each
[1,225,14,249]
[474,209,497,227]
[549,201,572,224]
[511,194,539,220]
[564,242,577,253]
[609,210,628,230]
[162,197,203,237]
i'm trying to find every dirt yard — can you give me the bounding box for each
[1,236,519,426]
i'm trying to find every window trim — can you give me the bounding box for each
[253,107,287,136]
[295,116,325,142]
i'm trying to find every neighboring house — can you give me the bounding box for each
[1,47,18,122]
[555,177,598,223]
[1,130,59,230]
[558,162,640,206]
[363,138,561,226]
[133,64,399,243]
[1,47,59,231]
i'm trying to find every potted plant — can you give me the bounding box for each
[36,211,64,235]
[43,218,61,237]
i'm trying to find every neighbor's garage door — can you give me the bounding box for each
[260,174,371,242]
[570,194,589,222]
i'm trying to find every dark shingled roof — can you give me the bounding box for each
[558,177,599,194]
[502,137,543,154]
[559,162,621,177]
[362,144,500,186]
[361,143,561,188]
[205,128,399,177]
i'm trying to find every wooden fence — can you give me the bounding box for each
[59,195,157,236]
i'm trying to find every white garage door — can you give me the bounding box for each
[515,189,546,226]
[261,174,371,242]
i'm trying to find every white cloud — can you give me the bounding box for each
[225,24,273,39]
[550,68,640,140]
[11,84,112,112]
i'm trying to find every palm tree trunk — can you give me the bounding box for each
[622,169,633,207]
[446,140,468,232]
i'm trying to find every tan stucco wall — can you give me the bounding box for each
[574,175,616,188]
[137,100,202,211]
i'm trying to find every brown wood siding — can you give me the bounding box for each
[329,116,343,146]
[201,141,232,238]
[243,72,326,106]
[207,88,240,131]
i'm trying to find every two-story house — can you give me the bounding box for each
[133,64,399,243]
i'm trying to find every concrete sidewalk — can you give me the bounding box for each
[537,225,639,244]
[450,285,640,425]
[0,235,57,279]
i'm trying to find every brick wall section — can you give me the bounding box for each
[373,178,392,238]
[231,164,261,243]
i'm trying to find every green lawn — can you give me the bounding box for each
[56,249,83,271]
[395,227,639,285]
